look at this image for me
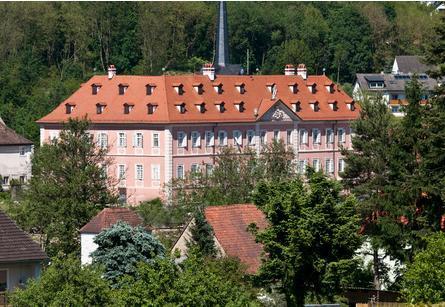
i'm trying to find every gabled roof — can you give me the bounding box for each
[37,73,358,125]
[355,73,438,92]
[395,56,434,74]
[80,207,143,234]
[0,210,48,263]
[0,120,33,146]
[204,204,268,274]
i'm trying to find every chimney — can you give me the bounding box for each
[297,64,307,80]
[202,63,215,81]
[108,65,116,80]
[284,64,296,76]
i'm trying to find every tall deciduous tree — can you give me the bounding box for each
[253,171,362,306]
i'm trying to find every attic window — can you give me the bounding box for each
[325,82,334,93]
[96,103,106,114]
[369,81,384,89]
[65,103,75,114]
[347,101,356,111]
[193,83,203,95]
[119,84,129,95]
[328,100,338,111]
[147,103,158,114]
[307,82,316,94]
[292,101,301,112]
[123,103,134,114]
[213,82,223,94]
[146,84,156,95]
[195,102,206,113]
[266,83,275,93]
[215,102,225,113]
[92,83,102,95]
[173,83,184,95]
[176,103,186,114]
[288,83,298,94]
[310,101,319,112]
[234,101,245,112]
[235,83,245,94]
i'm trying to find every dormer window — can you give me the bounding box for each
[309,101,319,112]
[347,101,356,111]
[325,82,334,93]
[234,101,245,112]
[193,83,203,95]
[123,103,134,114]
[369,81,384,89]
[173,83,184,95]
[119,83,129,95]
[328,100,338,111]
[146,84,156,95]
[292,101,301,112]
[288,82,298,94]
[147,103,158,114]
[65,103,75,114]
[266,83,275,93]
[235,83,245,94]
[215,102,225,113]
[96,103,106,114]
[307,82,316,93]
[92,83,102,95]
[195,102,206,113]
[176,103,186,114]
[213,82,223,94]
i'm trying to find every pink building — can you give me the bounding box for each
[37,64,358,204]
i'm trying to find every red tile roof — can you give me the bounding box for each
[80,207,143,234]
[204,204,268,274]
[0,210,48,263]
[37,74,359,125]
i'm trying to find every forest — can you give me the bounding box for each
[0,2,440,144]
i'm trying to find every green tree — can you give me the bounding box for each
[91,221,165,284]
[10,256,113,307]
[253,171,362,306]
[15,118,116,256]
[186,208,216,257]
[401,232,445,303]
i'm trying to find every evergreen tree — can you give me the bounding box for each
[187,208,216,257]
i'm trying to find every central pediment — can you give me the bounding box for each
[257,99,300,122]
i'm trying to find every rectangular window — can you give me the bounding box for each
[136,164,143,180]
[2,176,9,185]
[177,165,184,179]
[205,131,214,147]
[134,133,144,148]
[312,159,320,172]
[191,163,200,174]
[273,130,279,141]
[298,160,307,174]
[0,270,6,292]
[118,132,127,148]
[218,130,227,146]
[338,159,345,173]
[152,133,160,148]
[299,129,308,145]
[19,176,25,184]
[178,132,187,148]
[205,164,213,176]
[260,130,267,145]
[325,159,334,174]
[312,129,321,144]
[287,130,292,145]
[233,130,242,146]
[191,131,201,148]
[98,133,108,149]
[118,165,126,180]
[338,128,345,143]
[152,165,160,180]
[326,128,334,144]
[19,147,26,156]
[247,130,255,146]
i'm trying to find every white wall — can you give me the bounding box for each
[0,262,41,291]
[81,233,98,265]
[0,145,32,189]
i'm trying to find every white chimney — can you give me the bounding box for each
[202,63,215,81]
[284,64,296,76]
[108,65,116,80]
[297,64,307,80]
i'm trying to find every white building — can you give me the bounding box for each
[0,118,33,190]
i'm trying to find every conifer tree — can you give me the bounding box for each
[186,208,216,257]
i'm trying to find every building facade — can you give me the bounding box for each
[38,64,358,204]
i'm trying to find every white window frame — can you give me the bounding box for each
[135,164,144,181]
[338,159,345,173]
[19,146,26,156]
[260,130,267,145]
[233,130,242,146]
[205,131,214,147]
[218,130,227,146]
[191,163,200,174]
[205,164,213,176]
[338,128,345,143]
[273,130,280,141]
[312,128,321,144]
[178,131,187,148]
[298,160,307,174]
[299,129,308,145]
[247,130,255,146]
[287,130,293,145]
[191,131,201,148]
[118,132,127,148]
[2,176,9,185]
[312,159,320,172]
[118,164,126,180]
[326,128,334,144]
[325,159,334,174]
[134,132,144,148]
[177,165,184,179]
[151,164,160,180]
[152,133,160,148]
[97,132,108,149]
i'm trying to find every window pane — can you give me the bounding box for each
[0,270,6,291]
